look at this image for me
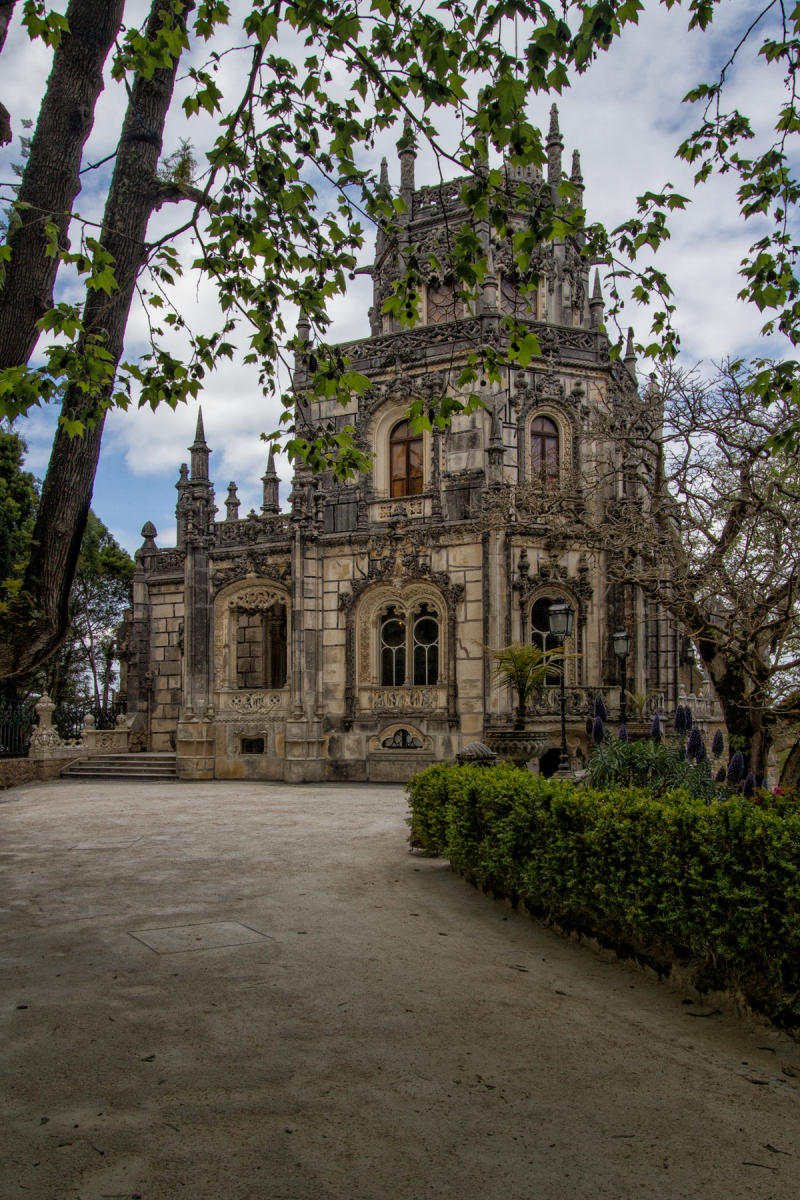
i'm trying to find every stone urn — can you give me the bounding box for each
[484,729,549,770]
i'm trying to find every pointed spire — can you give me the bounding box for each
[225,481,240,522]
[375,157,391,262]
[398,116,416,218]
[546,103,563,190]
[480,238,498,314]
[261,448,280,514]
[475,88,489,176]
[624,327,638,380]
[192,407,206,447]
[189,407,210,482]
[589,270,605,330]
[571,149,584,209]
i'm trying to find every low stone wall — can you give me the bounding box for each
[0,757,39,790]
[0,753,80,790]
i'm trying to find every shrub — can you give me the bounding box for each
[585,736,715,799]
[407,764,800,1028]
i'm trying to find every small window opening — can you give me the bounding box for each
[241,737,265,755]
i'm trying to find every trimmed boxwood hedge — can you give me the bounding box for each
[407,763,800,1029]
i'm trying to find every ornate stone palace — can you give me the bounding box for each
[119,110,712,781]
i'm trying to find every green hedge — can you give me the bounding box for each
[407,764,800,1028]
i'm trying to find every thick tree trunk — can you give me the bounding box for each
[0,0,125,363]
[0,1,19,143]
[0,0,188,678]
[696,634,772,779]
[0,1,16,52]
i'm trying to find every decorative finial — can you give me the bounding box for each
[225,481,240,522]
[624,327,637,379]
[262,447,280,514]
[589,270,605,330]
[140,521,157,550]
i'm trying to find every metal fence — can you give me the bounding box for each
[0,698,128,758]
[0,703,36,758]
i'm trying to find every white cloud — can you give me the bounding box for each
[2,0,794,554]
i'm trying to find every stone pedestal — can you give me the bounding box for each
[27,694,82,777]
[485,729,548,770]
[284,720,327,782]
[176,720,216,780]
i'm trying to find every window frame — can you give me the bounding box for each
[530,414,560,485]
[377,599,441,687]
[389,419,424,498]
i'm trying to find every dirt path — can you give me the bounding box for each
[2,779,799,1199]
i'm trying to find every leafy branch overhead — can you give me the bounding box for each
[0,0,797,683]
[1,0,797,462]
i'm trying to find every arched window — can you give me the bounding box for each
[412,602,439,685]
[530,415,559,483]
[379,601,440,686]
[236,599,287,689]
[390,420,424,497]
[530,596,562,682]
[427,281,461,324]
[380,606,406,685]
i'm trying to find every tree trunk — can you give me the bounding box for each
[696,634,772,779]
[0,1,16,53]
[0,0,188,679]
[0,0,125,365]
[0,2,17,143]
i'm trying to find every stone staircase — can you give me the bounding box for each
[61,752,178,781]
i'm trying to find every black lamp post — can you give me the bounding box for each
[548,598,574,772]
[612,628,632,726]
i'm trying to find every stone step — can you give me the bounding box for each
[61,753,178,780]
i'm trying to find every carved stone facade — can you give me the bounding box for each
[120,115,707,781]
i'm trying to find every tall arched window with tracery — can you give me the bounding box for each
[390,420,424,497]
[530,415,560,483]
[378,600,440,686]
[412,602,439,685]
[380,606,406,685]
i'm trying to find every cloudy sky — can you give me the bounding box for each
[0,0,790,555]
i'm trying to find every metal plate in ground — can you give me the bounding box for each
[129,921,272,954]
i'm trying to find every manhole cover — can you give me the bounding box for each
[129,921,272,954]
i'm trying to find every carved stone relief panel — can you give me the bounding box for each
[221,691,285,717]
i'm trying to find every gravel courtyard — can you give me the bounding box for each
[2,778,799,1199]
